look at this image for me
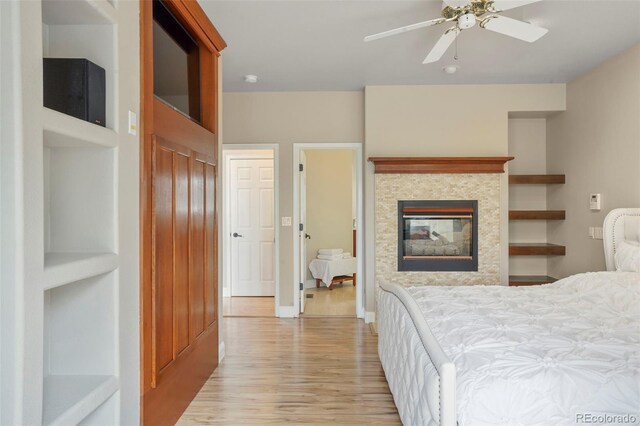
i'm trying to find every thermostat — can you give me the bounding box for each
[590,193,602,211]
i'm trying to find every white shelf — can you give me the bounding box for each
[42,0,117,26]
[43,107,117,149]
[44,252,118,291]
[43,375,118,426]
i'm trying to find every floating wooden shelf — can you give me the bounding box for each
[509,174,565,184]
[509,243,566,256]
[368,157,514,174]
[509,210,566,220]
[509,275,558,286]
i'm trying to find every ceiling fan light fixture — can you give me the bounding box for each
[457,13,476,30]
[442,64,460,74]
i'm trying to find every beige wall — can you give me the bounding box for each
[222,92,364,307]
[508,119,548,276]
[547,44,640,277]
[364,84,566,312]
[305,150,354,281]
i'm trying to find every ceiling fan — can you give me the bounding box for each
[364,0,548,64]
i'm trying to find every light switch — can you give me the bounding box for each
[128,110,138,136]
[281,217,292,227]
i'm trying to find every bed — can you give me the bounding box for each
[309,257,357,290]
[377,208,640,426]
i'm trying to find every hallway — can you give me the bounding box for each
[177,317,401,425]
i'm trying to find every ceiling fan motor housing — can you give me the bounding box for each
[458,13,477,30]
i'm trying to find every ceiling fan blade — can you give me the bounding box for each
[423,27,459,64]
[364,18,445,42]
[480,15,548,42]
[488,0,542,12]
[442,0,468,7]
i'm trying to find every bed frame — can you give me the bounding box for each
[603,208,640,271]
[378,208,640,426]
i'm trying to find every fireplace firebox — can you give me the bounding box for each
[398,200,478,271]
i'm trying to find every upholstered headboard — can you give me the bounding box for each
[603,208,640,271]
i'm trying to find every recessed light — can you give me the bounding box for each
[244,74,258,83]
[442,65,459,74]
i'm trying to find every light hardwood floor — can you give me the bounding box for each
[223,296,275,317]
[177,317,401,425]
[302,283,356,316]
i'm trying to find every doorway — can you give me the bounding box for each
[293,143,364,318]
[222,146,279,317]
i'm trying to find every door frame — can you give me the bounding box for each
[292,143,364,319]
[221,144,280,313]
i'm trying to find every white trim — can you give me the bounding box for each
[292,143,365,319]
[365,311,376,324]
[276,306,297,318]
[218,341,226,362]
[222,144,280,315]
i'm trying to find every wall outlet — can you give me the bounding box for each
[281,217,292,227]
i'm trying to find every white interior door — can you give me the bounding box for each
[230,158,275,296]
[299,151,307,312]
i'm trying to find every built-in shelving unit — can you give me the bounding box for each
[509,173,566,285]
[28,0,122,423]
[3,0,137,423]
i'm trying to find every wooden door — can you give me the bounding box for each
[229,158,275,297]
[140,1,225,425]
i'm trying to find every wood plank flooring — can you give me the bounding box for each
[223,297,275,317]
[177,317,401,425]
[302,283,356,317]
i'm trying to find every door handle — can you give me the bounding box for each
[232,232,243,238]
[305,233,311,240]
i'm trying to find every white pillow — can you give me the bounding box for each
[615,242,640,272]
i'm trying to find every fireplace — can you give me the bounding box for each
[398,200,478,271]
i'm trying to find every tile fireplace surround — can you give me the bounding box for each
[370,157,512,287]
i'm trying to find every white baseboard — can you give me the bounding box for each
[305,279,317,289]
[219,341,226,362]
[364,311,376,324]
[277,305,298,318]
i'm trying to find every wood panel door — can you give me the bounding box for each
[141,1,226,425]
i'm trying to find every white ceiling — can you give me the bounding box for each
[200,0,640,91]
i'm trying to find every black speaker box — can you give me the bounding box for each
[43,58,106,127]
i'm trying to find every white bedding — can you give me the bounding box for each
[380,271,640,426]
[309,257,356,285]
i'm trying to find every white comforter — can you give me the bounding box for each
[405,272,640,426]
[309,257,356,286]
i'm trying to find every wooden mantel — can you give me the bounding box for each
[368,157,514,174]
